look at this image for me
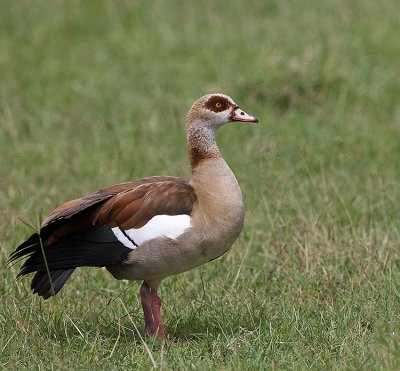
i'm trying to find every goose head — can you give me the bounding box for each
[186,93,258,129]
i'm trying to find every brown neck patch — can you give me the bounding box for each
[189,146,221,169]
[204,95,230,113]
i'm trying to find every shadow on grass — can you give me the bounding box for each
[41,314,247,344]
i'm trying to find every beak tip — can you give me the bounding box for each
[230,107,259,123]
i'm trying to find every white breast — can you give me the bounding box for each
[112,214,191,249]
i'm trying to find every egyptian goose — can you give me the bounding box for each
[9,93,258,338]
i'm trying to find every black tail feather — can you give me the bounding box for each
[31,269,75,299]
[7,233,41,264]
[9,227,131,298]
[18,239,131,275]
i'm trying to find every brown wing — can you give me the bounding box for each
[41,176,197,245]
[93,179,197,229]
[41,176,173,227]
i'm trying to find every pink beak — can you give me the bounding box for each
[231,107,258,123]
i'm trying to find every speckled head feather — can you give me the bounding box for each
[186,93,237,128]
[186,93,258,169]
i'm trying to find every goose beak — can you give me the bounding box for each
[230,107,258,123]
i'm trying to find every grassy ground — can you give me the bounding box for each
[1,0,399,369]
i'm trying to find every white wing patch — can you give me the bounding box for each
[111,214,191,249]
[111,227,137,249]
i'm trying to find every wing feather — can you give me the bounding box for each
[40,176,197,244]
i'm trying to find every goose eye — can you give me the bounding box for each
[215,102,222,108]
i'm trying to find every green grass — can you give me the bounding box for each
[1,0,400,369]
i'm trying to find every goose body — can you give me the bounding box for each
[9,93,258,338]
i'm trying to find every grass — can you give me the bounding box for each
[1,0,400,369]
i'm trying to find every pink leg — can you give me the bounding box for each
[140,282,155,335]
[139,281,166,338]
[150,289,165,338]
